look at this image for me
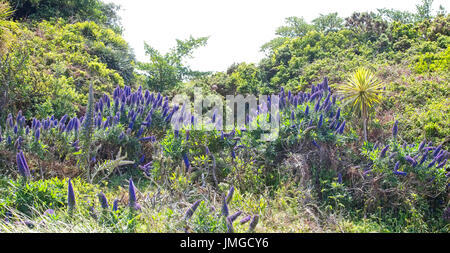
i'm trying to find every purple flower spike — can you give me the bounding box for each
[112,199,119,212]
[67,179,76,212]
[392,120,398,138]
[338,173,342,183]
[394,161,400,172]
[16,151,31,179]
[228,211,242,222]
[240,215,252,224]
[129,178,137,209]
[379,145,389,158]
[312,140,320,149]
[433,145,442,157]
[222,195,229,217]
[318,114,323,128]
[184,200,201,220]
[304,105,309,117]
[248,215,259,232]
[183,153,190,172]
[405,156,417,167]
[394,170,407,176]
[226,186,235,204]
[98,192,109,209]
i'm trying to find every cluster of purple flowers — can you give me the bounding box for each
[373,121,449,178]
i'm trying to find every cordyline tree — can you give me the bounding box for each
[138,35,210,92]
[337,67,384,142]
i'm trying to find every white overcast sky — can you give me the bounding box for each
[104,0,449,72]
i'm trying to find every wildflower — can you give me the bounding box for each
[337,120,346,134]
[183,153,190,172]
[98,192,109,209]
[419,153,428,165]
[112,199,119,212]
[226,186,235,204]
[427,160,436,169]
[405,156,417,167]
[304,105,309,117]
[240,215,252,225]
[35,128,40,142]
[436,160,447,169]
[184,200,201,220]
[338,173,342,183]
[222,195,229,217]
[394,170,407,176]
[129,178,137,209]
[226,217,235,233]
[433,145,442,157]
[16,151,31,179]
[418,140,426,151]
[248,215,259,232]
[312,140,320,149]
[379,145,389,158]
[67,179,76,212]
[228,211,242,223]
[392,120,398,138]
[394,161,400,172]
[318,114,323,128]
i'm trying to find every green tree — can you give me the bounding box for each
[138,36,209,92]
[7,0,122,31]
[275,16,314,38]
[312,13,344,34]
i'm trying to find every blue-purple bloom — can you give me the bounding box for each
[240,215,252,224]
[16,151,31,179]
[184,200,201,220]
[183,153,190,172]
[98,192,109,209]
[392,120,398,138]
[67,179,76,212]
[380,145,389,158]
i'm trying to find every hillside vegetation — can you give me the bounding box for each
[0,0,449,233]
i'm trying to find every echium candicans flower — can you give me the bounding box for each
[35,128,40,142]
[248,215,259,232]
[112,199,119,212]
[394,161,400,172]
[419,153,428,165]
[405,156,417,167]
[226,186,235,204]
[418,140,426,151]
[427,160,436,169]
[304,105,309,117]
[314,100,321,112]
[16,151,31,179]
[436,160,447,169]
[394,170,407,176]
[433,145,442,157]
[184,200,201,220]
[226,217,234,233]
[240,215,251,225]
[228,211,242,222]
[318,114,323,128]
[183,153,190,172]
[312,140,320,149]
[222,195,229,217]
[128,178,140,210]
[392,120,398,138]
[337,120,346,134]
[338,173,342,183]
[67,179,76,212]
[379,145,389,158]
[98,192,109,209]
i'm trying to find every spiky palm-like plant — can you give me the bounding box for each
[337,67,384,142]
